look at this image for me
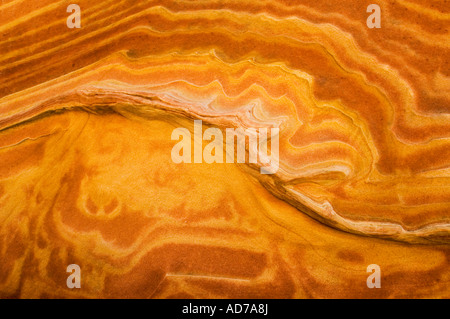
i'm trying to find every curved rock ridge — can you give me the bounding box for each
[1,49,449,243]
[0,0,449,298]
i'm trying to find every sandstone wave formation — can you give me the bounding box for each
[0,0,449,298]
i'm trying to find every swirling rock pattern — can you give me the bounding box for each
[0,0,449,298]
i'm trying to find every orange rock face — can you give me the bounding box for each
[0,0,449,298]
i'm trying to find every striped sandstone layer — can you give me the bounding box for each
[0,0,448,298]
